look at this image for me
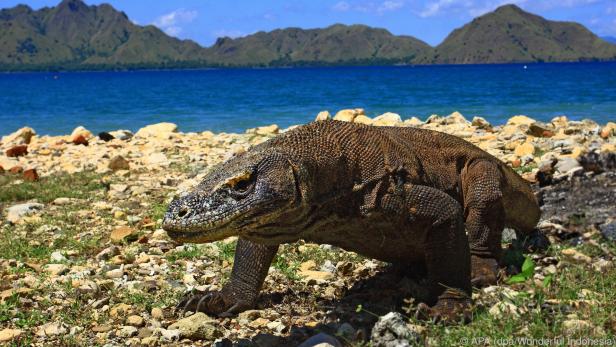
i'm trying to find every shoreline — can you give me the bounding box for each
[2,60,616,74]
[1,109,615,182]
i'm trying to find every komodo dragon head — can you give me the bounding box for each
[162,147,304,244]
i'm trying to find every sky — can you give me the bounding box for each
[2,0,615,46]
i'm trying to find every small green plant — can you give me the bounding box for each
[217,240,238,261]
[507,256,535,284]
[272,254,301,280]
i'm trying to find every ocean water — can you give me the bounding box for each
[1,63,615,136]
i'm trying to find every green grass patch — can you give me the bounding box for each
[166,244,206,262]
[148,200,168,222]
[0,171,104,203]
[414,243,616,344]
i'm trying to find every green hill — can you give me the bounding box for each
[0,1,615,70]
[202,24,431,67]
[422,4,616,64]
[0,0,208,70]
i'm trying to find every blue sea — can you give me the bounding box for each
[1,63,615,136]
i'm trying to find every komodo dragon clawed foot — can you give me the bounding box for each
[470,255,499,287]
[415,289,472,324]
[177,289,251,317]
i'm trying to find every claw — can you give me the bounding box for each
[196,294,210,313]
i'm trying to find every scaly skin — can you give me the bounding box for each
[162,120,540,323]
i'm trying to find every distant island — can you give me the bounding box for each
[1,0,615,71]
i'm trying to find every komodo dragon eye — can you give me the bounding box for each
[224,170,256,194]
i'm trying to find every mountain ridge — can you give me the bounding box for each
[1,1,615,71]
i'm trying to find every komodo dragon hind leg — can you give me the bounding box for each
[401,185,472,324]
[462,160,505,287]
[177,238,278,317]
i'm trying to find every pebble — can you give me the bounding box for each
[50,251,68,262]
[600,221,616,242]
[126,315,145,327]
[6,202,44,224]
[96,246,121,261]
[98,131,115,141]
[36,322,67,337]
[105,268,124,279]
[5,145,28,157]
[109,155,130,171]
[23,168,39,181]
[592,259,613,272]
[336,322,356,341]
[555,157,581,173]
[561,248,592,264]
[488,302,521,318]
[563,319,593,334]
[117,325,139,338]
[0,328,23,342]
[44,264,69,276]
[110,226,138,243]
[370,312,422,347]
[298,333,342,347]
[168,312,223,340]
[514,142,535,156]
[110,303,133,318]
[151,307,164,320]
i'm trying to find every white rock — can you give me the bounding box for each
[0,328,23,342]
[315,111,331,121]
[372,112,402,126]
[70,126,93,140]
[488,302,520,318]
[44,264,69,276]
[105,269,124,279]
[36,322,67,337]
[135,123,178,138]
[403,117,423,127]
[333,109,360,122]
[168,312,223,340]
[6,203,45,224]
[117,325,138,338]
[108,129,133,140]
[507,115,536,126]
[50,251,67,263]
[555,157,581,173]
[1,127,36,147]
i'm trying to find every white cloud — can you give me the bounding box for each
[213,29,246,39]
[153,9,198,37]
[378,1,405,13]
[419,0,459,18]
[332,1,351,12]
[333,1,404,15]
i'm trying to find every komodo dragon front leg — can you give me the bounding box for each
[178,239,278,317]
[462,160,506,287]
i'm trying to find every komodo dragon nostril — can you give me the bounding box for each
[178,207,189,218]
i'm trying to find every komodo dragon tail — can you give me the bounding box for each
[501,166,541,233]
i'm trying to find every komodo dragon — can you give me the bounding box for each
[162,120,540,322]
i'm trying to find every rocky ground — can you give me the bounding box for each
[0,109,615,346]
